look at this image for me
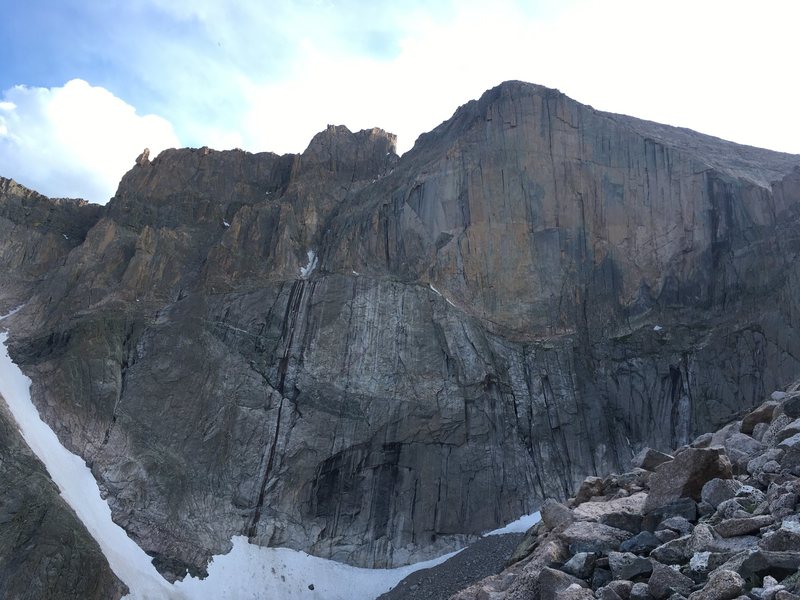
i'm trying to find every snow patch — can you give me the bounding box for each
[428,283,441,296]
[174,536,459,600]
[63,233,69,240]
[484,511,541,536]
[299,250,318,279]
[653,325,663,331]
[222,220,230,228]
[352,270,360,276]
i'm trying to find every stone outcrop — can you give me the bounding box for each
[1,80,800,583]
[452,385,800,599]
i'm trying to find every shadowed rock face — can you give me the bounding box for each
[0,403,126,599]
[1,82,800,581]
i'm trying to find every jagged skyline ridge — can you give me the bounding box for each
[1,0,799,203]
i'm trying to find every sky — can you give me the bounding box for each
[0,0,798,204]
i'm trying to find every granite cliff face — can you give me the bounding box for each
[1,81,799,584]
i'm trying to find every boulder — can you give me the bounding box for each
[575,477,606,505]
[689,524,716,552]
[645,449,733,514]
[573,493,648,522]
[714,515,774,538]
[562,552,597,580]
[753,423,771,442]
[648,561,695,600]
[608,551,653,580]
[602,511,645,535]
[643,499,698,531]
[656,529,681,544]
[620,531,662,555]
[598,586,626,600]
[687,570,745,600]
[539,567,589,600]
[724,433,766,472]
[779,434,800,452]
[560,521,633,554]
[651,536,691,565]
[658,517,694,535]
[763,415,794,448]
[542,499,576,531]
[776,419,800,444]
[631,582,654,600]
[632,448,674,471]
[760,521,800,551]
[749,450,786,476]
[592,568,614,591]
[556,583,596,600]
[701,479,742,509]
[742,402,780,434]
[739,551,800,580]
[692,433,714,449]
[783,395,800,419]
[768,494,798,520]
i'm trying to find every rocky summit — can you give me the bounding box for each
[0,80,800,596]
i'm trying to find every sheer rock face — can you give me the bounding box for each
[2,83,800,579]
[0,403,127,599]
[0,177,102,310]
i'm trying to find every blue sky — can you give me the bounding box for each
[1,0,799,203]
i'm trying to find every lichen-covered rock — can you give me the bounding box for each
[608,551,653,580]
[648,561,695,600]
[539,567,589,600]
[714,515,774,538]
[560,521,633,554]
[687,570,745,600]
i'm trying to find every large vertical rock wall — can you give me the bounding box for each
[1,81,799,580]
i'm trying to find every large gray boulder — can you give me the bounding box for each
[688,570,745,600]
[648,561,694,600]
[645,449,733,514]
[560,521,633,554]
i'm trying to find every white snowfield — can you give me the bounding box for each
[1,308,489,599]
[484,511,541,536]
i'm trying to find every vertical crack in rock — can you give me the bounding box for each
[247,280,307,538]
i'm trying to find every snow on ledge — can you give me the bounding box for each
[299,250,318,279]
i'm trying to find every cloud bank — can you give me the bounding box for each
[0,79,178,203]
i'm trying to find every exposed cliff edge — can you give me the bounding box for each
[1,81,799,585]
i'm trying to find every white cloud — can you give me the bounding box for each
[0,79,179,203]
[1,0,798,205]
[225,0,800,157]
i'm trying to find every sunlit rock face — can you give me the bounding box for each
[2,81,800,581]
